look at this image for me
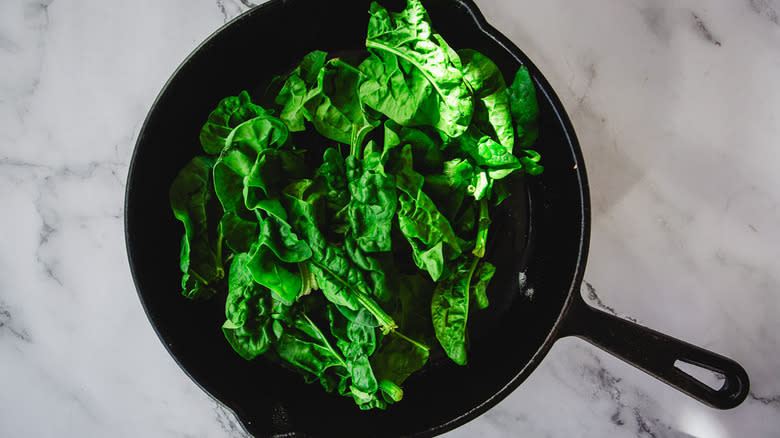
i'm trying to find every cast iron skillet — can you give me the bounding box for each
[125,0,750,436]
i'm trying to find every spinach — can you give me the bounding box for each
[276,50,328,132]
[460,49,514,153]
[303,59,380,152]
[430,256,478,365]
[346,142,397,253]
[393,144,461,281]
[470,260,495,310]
[169,0,544,410]
[200,91,268,154]
[359,0,473,137]
[508,65,541,151]
[221,253,275,359]
[170,156,224,299]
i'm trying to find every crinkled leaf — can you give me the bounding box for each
[345,236,398,303]
[359,0,472,137]
[371,274,431,403]
[315,147,350,212]
[382,120,442,172]
[393,145,461,280]
[431,256,478,365]
[470,260,495,310]
[276,50,328,131]
[247,241,302,306]
[257,215,312,263]
[303,59,379,148]
[213,115,291,219]
[200,91,268,154]
[460,49,514,153]
[507,66,540,149]
[346,144,397,253]
[221,254,277,360]
[277,323,345,377]
[169,156,224,299]
[220,211,258,254]
[328,307,381,406]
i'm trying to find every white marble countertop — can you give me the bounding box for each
[2,0,779,436]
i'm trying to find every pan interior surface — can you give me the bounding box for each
[125,0,589,436]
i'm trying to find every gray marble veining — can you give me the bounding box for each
[1,0,779,437]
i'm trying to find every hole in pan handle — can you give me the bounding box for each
[556,293,750,409]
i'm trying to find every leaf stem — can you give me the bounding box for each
[472,198,490,258]
[366,40,448,102]
[301,313,348,369]
[392,330,430,353]
[188,269,209,285]
[310,260,398,333]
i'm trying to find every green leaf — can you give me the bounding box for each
[200,91,268,154]
[246,241,302,306]
[276,50,328,131]
[371,274,432,403]
[222,322,273,361]
[169,156,224,299]
[507,66,540,149]
[393,145,461,281]
[470,260,495,310]
[383,120,443,174]
[328,306,382,407]
[221,254,276,360]
[257,215,312,264]
[220,211,258,254]
[276,314,347,377]
[212,115,291,220]
[460,49,514,153]
[315,147,350,213]
[359,0,473,137]
[344,236,398,303]
[227,115,290,154]
[281,181,398,333]
[346,143,397,253]
[302,59,379,150]
[431,256,480,365]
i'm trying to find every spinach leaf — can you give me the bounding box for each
[393,144,461,281]
[257,215,312,264]
[169,156,224,299]
[212,115,291,220]
[431,256,480,365]
[470,260,495,310]
[221,253,275,360]
[315,147,350,212]
[276,313,349,384]
[460,49,514,153]
[281,179,398,332]
[371,274,432,402]
[345,236,398,303]
[359,0,473,137]
[200,91,268,154]
[328,306,383,408]
[303,59,380,151]
[220,211,258,254]
[246,241,302,306]
[382,120,442,173]
[276,50,328,132]
[346,142,397,253]
[507,65,540,150]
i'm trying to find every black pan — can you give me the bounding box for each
[124,1,750,436]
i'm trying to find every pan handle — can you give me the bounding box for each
[557,293,749,409]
